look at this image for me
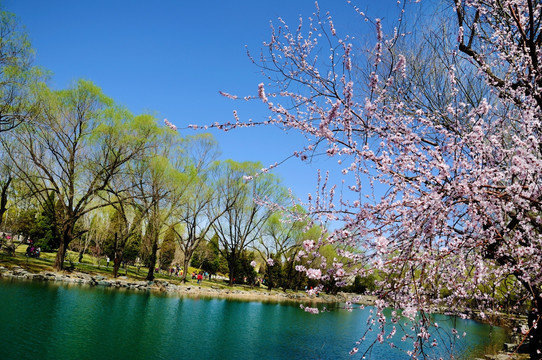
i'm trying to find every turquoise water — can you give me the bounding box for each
[0,278,507,359]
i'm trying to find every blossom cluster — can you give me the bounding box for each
[207,0,542,357]
[163,118,177,131]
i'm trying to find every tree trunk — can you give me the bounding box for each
[0,176,11,229]
[228,267,234,286]
[181,256,191,283]
[54,226,73,271]
[266,266,273,291]
[529,296,542,360]
[112,256,122,278]
[226,251,236,286]
[54,220,75,271]
[145,236,158,281]
[54,239,67,271]
[77,235,90,263]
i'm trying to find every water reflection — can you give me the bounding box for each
[0,278,507,360]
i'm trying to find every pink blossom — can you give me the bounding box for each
[375,236,388,254]
[334,268,345,279]
[219,90,238,100]
[393,54,406,79]
[163,118,177,131]
[303,239,315,251]
[303,306,319,314]
[306,268,322,279]
[258,83,268,103]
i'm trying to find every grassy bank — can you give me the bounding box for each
[1,247,239,291]
[0,247,334,298]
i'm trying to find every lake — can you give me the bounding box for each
[0,278,507,359]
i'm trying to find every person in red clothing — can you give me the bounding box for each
[197,273,203,284]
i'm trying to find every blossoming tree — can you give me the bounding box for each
[202,0,542,358]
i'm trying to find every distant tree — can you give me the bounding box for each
[72,212,95,263]
[345,275,377,295]
[233,250,258,285]
[101,203,144,278]
[191,235,222,276]
[159,225,176,271]
[263,253,283,290]
[32,192,62,252]
[211,160,284,286]
[123,231,141,265]
[87,211,110,267]
[257,208,318,291]
[169,134,225,283]
[133,127,187,281]
[100,129,168,279]
[10,208,37,243]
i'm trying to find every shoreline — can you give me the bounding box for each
[1,265,530,359]
[0,265,375,305]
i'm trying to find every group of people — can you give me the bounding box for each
[150,264,214,284]
[25,241,40,258]
[191,271,210,284]
[168,265,183,277]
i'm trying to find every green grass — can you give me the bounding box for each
[0,248,326,306]
[0,247,255,290]
[4,244,315,296]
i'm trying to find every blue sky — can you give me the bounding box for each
[4,0,401,199]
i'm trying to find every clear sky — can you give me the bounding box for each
[4,0,402,199]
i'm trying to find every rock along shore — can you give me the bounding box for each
[0,265,375,305]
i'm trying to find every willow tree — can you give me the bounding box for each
[2,80,152,270]
[99,114,163,278]
[131,125,190,281]
[167,134,227,283]
[257,208,322,291]
[210,160,285,286]
[0,10,40,132]
[0,9,42,227]
[101,199,144,278]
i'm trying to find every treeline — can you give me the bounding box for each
[0,9,372,291]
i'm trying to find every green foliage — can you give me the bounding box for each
[11,208,38,241]
[0,10,42,132]
[124,232,141,265]
[10,193,61,251]
[233,251,257,284]
[32,215,58,251]
[102,209,123,259]
[345,275,377,294]
[159,225,176,269]
[191,235,222,274]
[103,234,116,260]
[263,254,283,290]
